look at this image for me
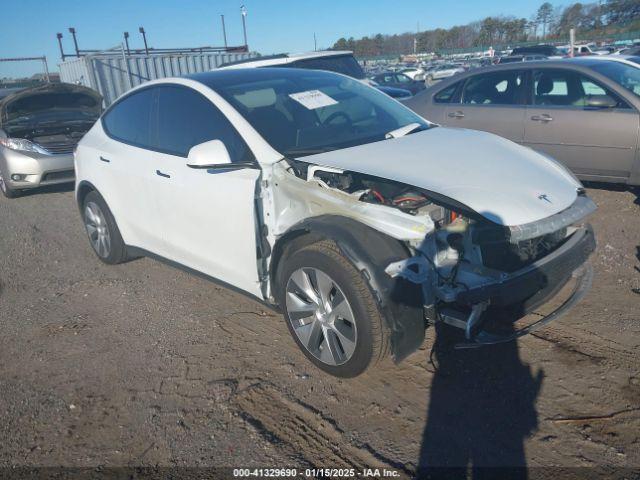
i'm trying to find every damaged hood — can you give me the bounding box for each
[0,83,102,126]
[296,127,582,226]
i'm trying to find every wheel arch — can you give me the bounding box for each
[270,215,426,362]
[76,180,97,211]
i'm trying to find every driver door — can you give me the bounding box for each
[147,84,263,297]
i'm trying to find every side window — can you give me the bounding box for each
[102,88,154,148]
[534,69,628,108]
[395,74,412,84]
[434,81,460,103]
[462,71,525,105]
[154,85,254,162]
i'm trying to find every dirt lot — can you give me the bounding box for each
[0,183,638,478]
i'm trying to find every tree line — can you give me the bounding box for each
[332,0,640,56]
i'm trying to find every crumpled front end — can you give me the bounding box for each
[386,193,597,347]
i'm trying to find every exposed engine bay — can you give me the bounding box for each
[268,158,596,349]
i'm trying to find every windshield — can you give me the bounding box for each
[288,55,366,80]
[209,68,430,157]
[589,61,640,98]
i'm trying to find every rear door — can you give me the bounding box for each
[147,84,263,297]
[98,87,163,252]
[443,69,527,143]
[524,68,639,180]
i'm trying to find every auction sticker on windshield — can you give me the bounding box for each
[289,90,338,109]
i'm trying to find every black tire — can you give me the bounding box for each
[82,190,128,264]
[0,176,21,198]
[277,239,390,378]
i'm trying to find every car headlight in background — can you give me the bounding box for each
[0,138,49,155]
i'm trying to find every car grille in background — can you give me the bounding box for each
[37,140,78,155]
[42,170,75,183]
[32,132,85,155]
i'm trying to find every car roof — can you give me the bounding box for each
[219,50,354,69]
[188,66,345,89]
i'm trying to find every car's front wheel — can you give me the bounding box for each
[278,240,390,378]
[82,190,128,264]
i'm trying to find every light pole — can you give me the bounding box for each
[139,26,149,55]
[123,31,130,55]
[240,5,248,50]
[221,14,228,49]
[69,27,79,57]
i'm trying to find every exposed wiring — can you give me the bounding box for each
[371,189,385,203]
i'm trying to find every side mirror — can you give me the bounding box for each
[186,139,232,169]
[585,95,617,109]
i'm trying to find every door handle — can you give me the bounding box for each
[531,114,553,122]
[448,111,465,119]
[99,156,110,163]
[156,170,171,178]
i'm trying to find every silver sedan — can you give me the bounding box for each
[405,57,640,185]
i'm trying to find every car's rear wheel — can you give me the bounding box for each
[0,173,21,199]
[82,191,128,264]
[278,240,390,378]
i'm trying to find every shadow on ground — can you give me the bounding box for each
[417,324,544,479]
[582,181,639,206]
[16,182,75,197]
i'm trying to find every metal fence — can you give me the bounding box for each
[59,51,255,106]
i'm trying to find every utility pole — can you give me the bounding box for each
[569,28,575,58]
[221,15,228,49]
[139,26,149,55]
[240,5,248,50]
[314,33,317,51]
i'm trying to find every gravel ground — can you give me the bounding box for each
[0,182,638,478]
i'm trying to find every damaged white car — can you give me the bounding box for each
[75,68,596,377]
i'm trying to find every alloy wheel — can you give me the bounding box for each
[285,267,357,366]
[84,201,111,258]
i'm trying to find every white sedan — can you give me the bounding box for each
[75,68,596,377]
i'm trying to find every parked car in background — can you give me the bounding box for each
[498,54,548,63]
[375,85,413,100]
[511,45,563,58]
[0,83,102,198]
[425,64,465,83]
[400,67,426,81]
[75,68,595,377]
[405,57,640,185]
[371,72,426,95]
[218,50,412,100]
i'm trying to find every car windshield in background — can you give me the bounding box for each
[589,61,640,98]
[287,55,366,80]
[208,68,430,157]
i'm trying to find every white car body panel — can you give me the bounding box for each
[150,149,263,297]
[294,127,581,226]
[220,51,355,69]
